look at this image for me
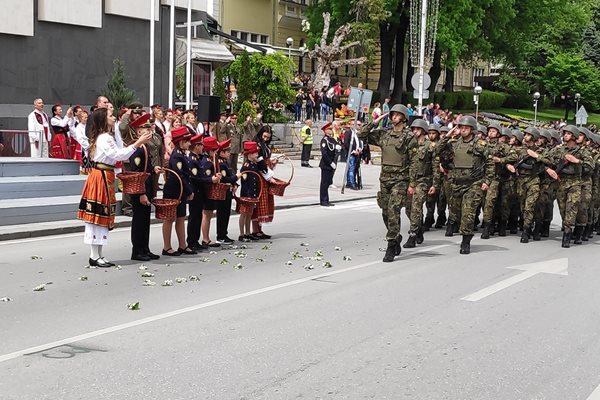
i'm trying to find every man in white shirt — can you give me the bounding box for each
[27,98,52,158]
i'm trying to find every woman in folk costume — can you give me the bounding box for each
[50,104,74,159]
[161,126,195,256]
[251,126,277,239]
[128,113,162,262]
[77,108,152,268]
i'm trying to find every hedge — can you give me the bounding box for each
[400,91,508,111]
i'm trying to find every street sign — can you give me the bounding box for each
[413,90,430,99]
[346,87,373,113]
[576,105,588,126]
[410,72,431,90]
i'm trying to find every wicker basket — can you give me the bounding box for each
[152,168,182,220]
[235,170,263,213]
[117,145,150,195]
[267,154,294,197]
[207,155,230,200]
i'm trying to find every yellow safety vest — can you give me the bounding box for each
[301,125,313,145]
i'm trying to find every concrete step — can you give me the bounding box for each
[0,175,87,199]
[0,157,80,177]
[0,193,122,226]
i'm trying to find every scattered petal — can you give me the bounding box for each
[334,246,342,251]
[303,263,314,270]
[300,242,310,247]
[290,251,302,260]
[30,255,43,260]
[234,251,247,258]
[188,275,200,281]
[161,280,174,287]
[78,276,88,281]
[142,279,157,286]
[315,250,323,257]
[229,245,239,249]
[138,265,148,271]
[175,277,188,284]
[127,302,140,310]
[209,251,218,255]
[255,258,265,262]
[141,272,155,278]
[165,263,171,267]
[70,252,77,255]
[114,265,123,270]
[199,257,210,263]
[33,284,46,291]
[261,245,271,250]
[240,244,248,249]
[379,247,386,252]
[233,263,243,270]
[343,255,352,261]
[85,264,97,269]
[322,261,333,268]
[220,258,229,265]
[1,297,13,302]
[285,261,293,266]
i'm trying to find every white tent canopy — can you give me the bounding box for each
[175,37,235,68]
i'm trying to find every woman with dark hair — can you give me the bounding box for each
[251,126,277,239]
[77,108,152,267]
[50,104,74,159]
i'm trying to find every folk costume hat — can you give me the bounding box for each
[171,126,192,143]
[190,134,204,145]
[129,113,152,129]
[203,136,219,151]
[218,139,232,151]
[243,141,259,155]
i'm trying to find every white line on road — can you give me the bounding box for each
[0,244,449,363]
[461,270,539,302]
[587,384,600,400]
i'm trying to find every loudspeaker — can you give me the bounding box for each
[196,95,221,122]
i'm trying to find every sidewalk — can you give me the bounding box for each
[0,160,381,241]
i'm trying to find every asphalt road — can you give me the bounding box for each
[2,199,600,400]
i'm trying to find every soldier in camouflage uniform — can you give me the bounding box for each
[437,116,494,254]
[435,126,451,228]
[404,120,440,248]
[590,134,600,235]
[505,126,543,243]
[423,124,442,230]
[535,129,560,238]
[358,104,414,262]
[573,127,596,243]
[481,122,511,239]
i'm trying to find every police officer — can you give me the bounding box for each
[300,119,314,167]
[319,122,340,207]
[437,116,493,254]
[358,104,413,262]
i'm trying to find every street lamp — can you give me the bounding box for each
[533,92,540,126]
[575,93,581,126]
[474,85,482,120]
[286,37,293,59]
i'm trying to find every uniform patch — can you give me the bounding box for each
[242,173,247,180]
[221,170,227,177]
[205,170,212,176]
[191,168,198,176]
[134,157,141,166]
[176,161,183,170]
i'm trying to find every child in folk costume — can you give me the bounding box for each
[216,139,240,244]
[186,134,205,251]
[128,114,162,261]
[239,142,262,242]
[77,108,152,268]
[161,126,196,256]
[198,137,222,247]
[251,126,277,239]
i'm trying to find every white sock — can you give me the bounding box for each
[90,245,100,260]
[98,245,104,258]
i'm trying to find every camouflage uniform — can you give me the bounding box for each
[481,135,511,238]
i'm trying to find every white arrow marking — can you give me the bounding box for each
[587,383,600,400]
[461,258,569,302]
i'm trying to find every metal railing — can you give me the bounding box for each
[0,130,37,157]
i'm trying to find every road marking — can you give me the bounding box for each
[587,383,600,399]
[461,258,569,302]
[0,244,449,363]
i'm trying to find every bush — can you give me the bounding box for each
[400,91,507,111]
[236,100,256,123]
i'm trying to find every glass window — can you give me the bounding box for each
[251,33,258,43]
[241,32,248,41]
[193,63,211,97]
[260,35,268,44]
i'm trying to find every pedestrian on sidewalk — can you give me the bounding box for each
[300,119,314,167]
[344,120,363,190]
[319,122,340,207]
[77,108,152,268]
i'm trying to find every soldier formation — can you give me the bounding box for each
[359,105,600,262]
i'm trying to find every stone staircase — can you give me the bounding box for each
[0,158,119,226]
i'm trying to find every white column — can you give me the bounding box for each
[417,0,427,116]
[149,0,155,106]
[185,0,192,110]
[168,0,175,109]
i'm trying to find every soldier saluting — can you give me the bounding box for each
[358,104,414,262]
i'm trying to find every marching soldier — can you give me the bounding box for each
[358,104,413,262]
[437,116,494,254]
[532,128,554,240]
[573,127,596,243]
[423,124,442,230]
[435,126,451,228]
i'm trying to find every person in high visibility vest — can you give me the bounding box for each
[300,119,314,168]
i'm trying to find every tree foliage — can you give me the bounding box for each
[103,58,136,112]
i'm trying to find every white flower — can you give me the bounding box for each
[161,280,174,287]
[322,261,333,268]
[334,246,342,251]
[141,272,155,278]
[78,276,88,281]
[343,255,352,261]
[142,279,157,286]
[189,275,200,281]
[303,263,314,270]
[233,263,243,270]
[33,284,46,292]
[175,277,187,283]
[1,297,13,302]
[138,265,148,271]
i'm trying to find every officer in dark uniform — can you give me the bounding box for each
[319,122,340,207]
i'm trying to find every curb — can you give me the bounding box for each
[0,195,376,242]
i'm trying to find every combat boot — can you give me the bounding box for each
[480,222,490,240]
[573,226,584,244]
[497,220,507,237]
[532,223,541,241]
[423,214,435,231]
[383,240,398,262]
[520,226,531,243]
[561,228,572,248]
[540,220,550,238]
[445,220,455,237]
[583,224,593,240]
[416,227,424,244]
[434,214,447,229]
[459,235,473,255]
[403,234,417,249]
[395,235,403,255]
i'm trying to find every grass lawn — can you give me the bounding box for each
[457,107,600,125]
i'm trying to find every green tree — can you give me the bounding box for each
[103,58,136,112]
[212,67,227,111]
[542,52,600,118]
[235,52,253,106]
